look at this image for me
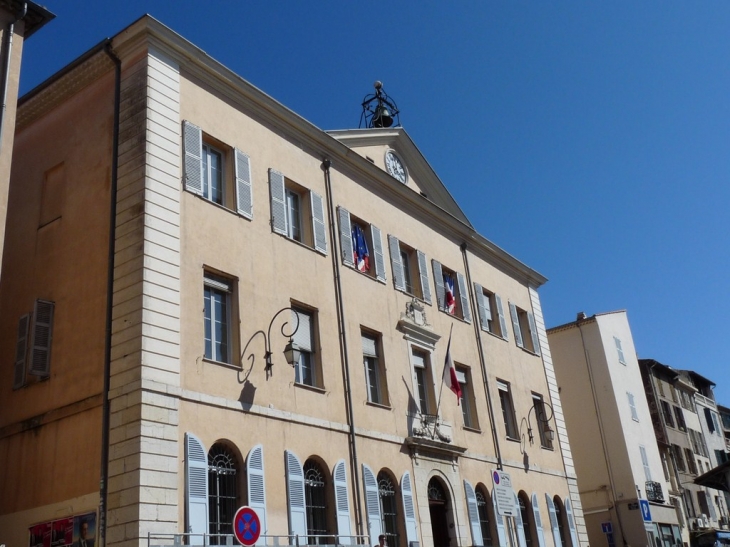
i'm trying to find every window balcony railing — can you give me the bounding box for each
[645,481,665,503]
[147,533,371,547]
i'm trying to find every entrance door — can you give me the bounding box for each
[428,478,451,547]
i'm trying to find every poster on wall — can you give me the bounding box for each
[29,511,96,547]
[51,518,73,547]
[29,522,51,547]
[72,512,96,547]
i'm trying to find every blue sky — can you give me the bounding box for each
[20,2,730,404]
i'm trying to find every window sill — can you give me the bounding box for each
[438,308,470,323]
[346,264,386,285]
[518,346,541,357]
[187,190,252,221]
[505,435,521,443]
[540,445,555,451]
[294,382,327,394]
[463,425,482,434]
[481,328,508,342]
[277,232,326,256]
[366,401,392,411]
[396,288,430,305]
[202,357,240,371]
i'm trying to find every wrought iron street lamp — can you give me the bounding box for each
[241,307,301,380]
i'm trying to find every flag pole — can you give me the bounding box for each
[433,323,453,437]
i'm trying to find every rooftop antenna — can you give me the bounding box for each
[360,81,401,129]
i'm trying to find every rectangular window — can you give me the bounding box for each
[661,401,675,428]
[685,448,698,475]
[712,412,722,436]
[508,302,541,355]
[387,235,431,303]
[291,307,320,388]
[639,445,652,481]
[627,392,639,422]
[203,143,224,205]
[285,188,302,241]
[498,380,518,440]
[674,406,687,431]
[681,390,693,411]
[432,260,471,322]
[532,394,554,449]
[715,450,729,465]
[337,208,386,282]
[411,348,435,415]
[475,284,508,340]
[457,366,479,430]
[204,273,234,364]
[672,444,686,472]
[614,337,626,364]
[362,330,388,406]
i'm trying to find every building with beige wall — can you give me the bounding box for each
[0,15,586,547]
[547,311,681,547]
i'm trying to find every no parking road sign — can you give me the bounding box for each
[233,506,261,546]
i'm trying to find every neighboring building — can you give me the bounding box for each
[0,15,588,547]
[547,311,682,547]
[0,1,53,278]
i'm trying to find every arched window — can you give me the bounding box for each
[378,471,399,547]
[553,496,568,547]
[518,493,533,547]
[475,487,494,547]
[304,459,329,543]
[208,443,239,544]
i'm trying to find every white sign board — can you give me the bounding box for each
[492,470,515,517]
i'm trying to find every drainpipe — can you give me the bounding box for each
[100,41,121,545]
[321,158,364,538]
[0,2,27,157]
[460,242,503,470]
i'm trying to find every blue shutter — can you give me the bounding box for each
[531,493,547,547]
[13,313,30,389]
[338,207,354,267]
[514,493,527,547]
[185,433,209,537]
[492,489,507,547]
[432,260,445,311]
[509,303,523,348]
[334,460,353,544]
[464,480,484,547]
[234,148,253,219]
[247,444,268,544]
[417,251,431,304]
[285,450,308,538]
[311,191,328,255]
[495,295,508,341]
[388,235,406,291]
[545,494,561,547]
[183,121,203,196]
[564,498,579,547]
[371,225,386,282]
[457,272,471,323]
[29,300,54,377]
[269,169,287,235]
[363,464,382,546]
[401,471,419,547]
[527,312,541,356]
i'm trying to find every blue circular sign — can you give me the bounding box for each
[233,506,261,546]
[493,471,500,485]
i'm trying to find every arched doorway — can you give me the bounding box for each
[428,478,451,547]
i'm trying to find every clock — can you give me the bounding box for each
[385,150,408,184]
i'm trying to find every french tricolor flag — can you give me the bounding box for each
[442,330,462,404]
[444,274,456,315]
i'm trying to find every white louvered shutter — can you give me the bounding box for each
[285,450,308,538]
[311,191,328,254]
[338,207,354,267]
[183,121,203,196]
[29,300,54,377]
[185,433,209,536]
[371,225,386,282]
[527,312,541,356]
[474,284,489,332]
[464,480,484,547]
[531,493,547,547]
[509,303,524,348]
[495,295,509,340]
[247,444,268,543]
[362,464,382,546]
[417,251,432,304]
[432,260,445,311]
[456,272,471,323]
[514,493,527,547]
[235,148,253,219]
[269,169,287,235]
[492,489,507,547]
[564,499,579,547]
[401,471,419,547]
[545,495,561,547]
[388,235,406,291]
[291,309,312,353]
[13,313,30,389]
[334,460,353,544]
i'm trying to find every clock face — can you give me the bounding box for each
[385,150,407,184]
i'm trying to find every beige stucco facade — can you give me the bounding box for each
[0,15,586,547]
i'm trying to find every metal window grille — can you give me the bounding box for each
[304,461,329,543]
[208,444,238,544]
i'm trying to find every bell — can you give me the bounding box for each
[372,104,393,128]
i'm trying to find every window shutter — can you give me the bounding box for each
[338,207,354,267]
[247,444,268,543]
[362,464,382,546]
[29,300,54,377]
[269,169,287,235]
[495,295,509,341]
[416,251,431,305]
[492,489,508,547]
[514,493,528,547]
[234,148,253,219]
[285,450,308,538]
[432,260,445,311]
[509,303,523,348]
[371,225,386,282]
[362,334,377,358]
[333,459,353,544]
[291,310,312,352]
[184,433,209,537]
[564,498,579,547]
[545,495,561,547]
[388,235,406,291]
[456,272,471,323]
[527,312,541,355]
[531,493,547,547]
[310,191,328,255]
[401,471,419,547]
[474,284,489,332]
[705,408,715,432]
[639,445,651,480]
[183,121,203,196]
[13,313,30,389]
[464,480,484,547]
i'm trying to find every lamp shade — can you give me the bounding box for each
[284,340,300,367]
